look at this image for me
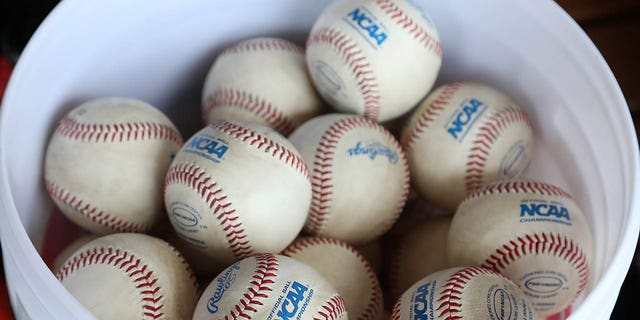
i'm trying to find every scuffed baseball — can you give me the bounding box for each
[44,97,183,234]
[283,237,384,320]
[164,120,311,270]
[386,215,451,301]
[57,233,199,320]
[306,0,442,122]
[202,37,324,136]
[289,113,410,244]
[193,253,348,320]
[447,178,593,317]
[401,82,534,212]
[391,266,537,320]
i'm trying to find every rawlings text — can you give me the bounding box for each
[348,141,398,164]
[207,264,240,314]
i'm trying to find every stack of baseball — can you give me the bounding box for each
[42,0,593,319]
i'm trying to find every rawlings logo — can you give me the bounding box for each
[276,281,313,320]
[520,200,572,226]
[185,133,229,163]
[348,141,398,164]
[345,7,388,47]
[207,264,240,314]
[446,98,488,141]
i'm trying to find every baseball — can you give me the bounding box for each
[447,178,593,317]
[391,266,537,320]
[401,82,534,212]
[306,0,442,122]
[57,233,199,319]
[288,113,410,244]
[52,233,99,274]
[163,120,311,270]
[202,37,324,136]
[386,215,451,301]
[44,97,183,234]
[283,237,384,320]
[193,253,348,320]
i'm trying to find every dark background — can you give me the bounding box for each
[1,0,639,319]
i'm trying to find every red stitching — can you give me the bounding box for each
[57,247,165,319]
[463,180,573,204]
[202,88,295,136]
[45,179,152,233]
[282,237,382,320]
[375,0,443,57]
[211,120,310,180]
[219,38,304,56]
[464,107,532,192]
[223,253,279,320]
[481,232,590,300]
[390,299,401,320]
[55,116,183,145]
[306,116,409,237]
[307,28,381,120]
[164,162,253,259]
[437,266,506,320]
[402,82,462,148]
[313,295,348,320]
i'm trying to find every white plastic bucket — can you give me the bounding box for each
[0,0,638,319]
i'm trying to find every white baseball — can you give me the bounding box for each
[306,0,442,122]
[52,233,100,274]
[202,37,324,136]
[391,266,537,320]
[163,120,311,270]
[386,215,451,301]
[288,113,409,244]
[283,237,384,320]
[447,178,593,317]
[193,253,348,320]
[57,233,199,320]
[401,82,534,212]
[44,97,183,234]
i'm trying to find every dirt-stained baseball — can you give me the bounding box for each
[306,0,442,122]
[202,37,324,136]
[44,97,183,234]
[57,233,199,319]
[447,178,593,317]
[391,266,537,320]
[163,120,311,270]
[192,253,348,320]
[401,82,534,212]
[288,113,409,244]
[283,237,384,320]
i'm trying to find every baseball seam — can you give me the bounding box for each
[402,82,462,148]
[166,242,200,293]
[437,266,506,320]
[464,107,532,192]
[375,0,443,57]
[282,237,383,320]
[313,294,348,320]
[56,116,183,145]
[224,253,279,320]
[220,38,304,56]
[463,181,573,204]
[164,162,254,259]
[211,120,310,180]
[57,247,165,319]
[45,179,152,233]
[306,116,409,238]
[307,27,381,120]
[481,232,590,298]
[202,88,295,136]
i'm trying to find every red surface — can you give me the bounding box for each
[0,55,15,319]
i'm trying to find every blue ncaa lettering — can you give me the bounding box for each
[446,98,488,141]
[345,7,388,47]
[277,281,310,320]
[520,203,570,221]
[188,135,228,159]
[207,264,240,314]
[412,283,431,319]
